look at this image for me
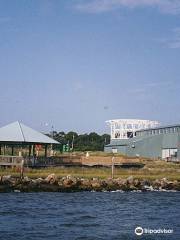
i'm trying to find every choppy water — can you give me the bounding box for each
[0,192,179,240]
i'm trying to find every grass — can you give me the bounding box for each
[0,158,179,181]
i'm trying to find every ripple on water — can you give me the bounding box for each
[0,192,179,240]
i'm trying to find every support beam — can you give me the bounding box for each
[29,145,31,157]
[45,144,48,158]
[33,145,36,166]
[11,146,14,156]
[3,145,6,155]
[33,145,35,156]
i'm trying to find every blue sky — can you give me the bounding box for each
[0,0,180,134]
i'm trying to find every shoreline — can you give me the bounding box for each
[0,174,180,193]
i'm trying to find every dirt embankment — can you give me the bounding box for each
[53,155,140,166]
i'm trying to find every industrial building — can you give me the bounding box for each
[104,119,180,161]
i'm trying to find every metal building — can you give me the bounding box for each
[104,119,180,161]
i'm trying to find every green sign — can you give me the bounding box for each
[63,144,70,152]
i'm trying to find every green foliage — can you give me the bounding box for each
[52,131,110,151]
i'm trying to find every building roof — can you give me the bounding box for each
[136,123,180,133]
[0,121,59,144]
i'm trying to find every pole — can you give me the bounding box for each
[20,159,24,179]
[11,146,14,156]
[111,156,114,179]
[71,135,74,151]
[50,125,54,156]
[3,144,6,155]
[33,145,36,166]
[45,144,48,158]
[28,145,31,157]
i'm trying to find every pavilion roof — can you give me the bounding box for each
[0,121,59,144]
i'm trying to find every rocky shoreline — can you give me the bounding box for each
[0,174,179,192]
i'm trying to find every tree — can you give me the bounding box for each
[47,130,110,152]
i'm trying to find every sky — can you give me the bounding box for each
[0,0,180,134]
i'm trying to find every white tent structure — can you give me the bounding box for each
[0,121,59,159]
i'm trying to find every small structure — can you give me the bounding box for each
[106,119,159,139]
[0,121,59,166]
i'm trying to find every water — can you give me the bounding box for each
[0,192,179,240]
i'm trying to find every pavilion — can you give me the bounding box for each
[0,121,59,165]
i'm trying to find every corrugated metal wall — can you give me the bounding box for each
[104,131,180,160]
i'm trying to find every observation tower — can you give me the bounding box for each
[106,119,159,140]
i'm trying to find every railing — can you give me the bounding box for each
[0,155,23,166]
[0,155,81,167]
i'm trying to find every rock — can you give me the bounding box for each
[101,180,108,189]
[92,177,98,181]
[31,179,39,185]
[171,180,180,191]
[63,179,74,187]
[35,178,44,184]
[67,175,72,179]
[161,178,168,182]
[134,179,141,187]
[62,176,80,189]
[143,185,154,191]
[160,180,168,189]
[165,181,175,190]
[0,174,179,192]
[57,179,64,187]
[104,179,120,191]
[117,179,127,186]
[80,179,92,190]
[152,179,161,189]
[127,176,134,184]
[1,175,17,186]
[22,176,31,183]
[129,184,138,191]
[91,179,102,190]
[45,174,57,184]
[141,179,151,186]
[2,175,12,182]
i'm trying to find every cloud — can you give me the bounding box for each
[75,0,180,14]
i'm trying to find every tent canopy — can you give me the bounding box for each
[0,121,59,144]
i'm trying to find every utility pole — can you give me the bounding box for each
[20,159,24,179]
[71,134,75,151]
[111,156,114,179]
[50,125,54,156]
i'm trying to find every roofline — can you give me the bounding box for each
[0,141,60,144]
[106,119,159,123]
[136,123,180,133]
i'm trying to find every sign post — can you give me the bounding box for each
[20,159,24,179]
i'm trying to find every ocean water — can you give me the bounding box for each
[0,192,179,240]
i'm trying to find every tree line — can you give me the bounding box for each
[49,131,110,152]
